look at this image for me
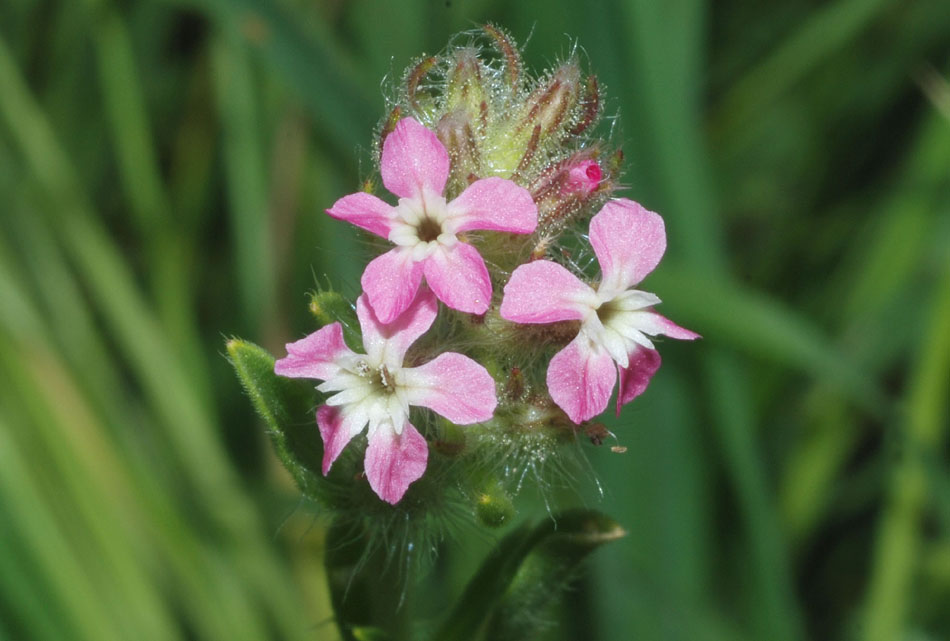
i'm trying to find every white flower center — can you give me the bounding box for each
[581,289,662,368]
[388,189,459,261]
[317,355,411,436]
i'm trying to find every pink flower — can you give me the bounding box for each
[499,199,699,424]
[562,159,602,195]
[274,288,498,504]
[327,118,539,323]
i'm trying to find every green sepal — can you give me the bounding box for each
[436,509,625,641]
[226,338,326,501]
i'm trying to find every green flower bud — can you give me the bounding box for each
[445,47,488,117]
[308,289,359,347]
[489,63,582,176]
[475,480,516,528]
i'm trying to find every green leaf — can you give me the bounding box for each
[436,509,625,641]
[226,339,325,500]
[163,0,375,152]
[648,263,889,417]
[711,0,892,141]
[212,33,275,334]
[861,264,950,641]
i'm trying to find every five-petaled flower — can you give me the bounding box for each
[274,288,498,504]
[327,117,539,324]
[500,199,700,424]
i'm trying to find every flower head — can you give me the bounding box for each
[327,118,539,323]
[500,199,699,424]
[275,288,498,504]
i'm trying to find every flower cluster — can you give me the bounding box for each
[275,28,697,506]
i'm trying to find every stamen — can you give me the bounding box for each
[378,365,396,393]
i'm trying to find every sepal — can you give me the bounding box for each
[482,24,521,90]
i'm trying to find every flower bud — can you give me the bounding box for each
[568,75,601,136]
[489,62,584,178]
[434,49,494,190]
[308,290,359,346]
[563,159,602,196]
[437,111,482,191]
[406,56,437,115]
[529,151,610,229]
[308,290,351,327]
[474,480,515,528]
[445,47,488,117]
[518,63,582,142]
[379,106,402,148]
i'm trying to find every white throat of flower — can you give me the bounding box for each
[580,288,662,368]
[316,353,411,437]
[389,189,460,261]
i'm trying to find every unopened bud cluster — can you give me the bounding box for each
[390,25,617,237]
[270,27,697,531]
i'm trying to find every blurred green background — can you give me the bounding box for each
[1,0,949,639]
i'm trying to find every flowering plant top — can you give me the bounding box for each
[227,26,700,638]
[232,23,698,528]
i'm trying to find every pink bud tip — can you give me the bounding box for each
[563,159,602,195]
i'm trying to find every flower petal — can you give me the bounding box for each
[364,421,429,504]
[274,323,353,381]
[546,334,617,424]
[355,289,438,368]
[500,260,595,324]
[592,321,633,368]
[326,191,394,238]
[423,242,492,315]
[403,353,497,424]
[631,311,701,340]
[447,177,538,234]
[590,199,667,292]
[361,248,424,324]
[380,118,450,199]
[615,348,662,415]
[317,404,364,475]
